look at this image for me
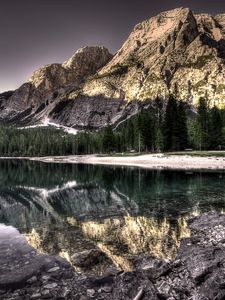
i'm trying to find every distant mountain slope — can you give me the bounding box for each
[1,7,225,129]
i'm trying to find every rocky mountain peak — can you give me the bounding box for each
[82,7,225,107]
[99,8,195,73]
[0,46,113,122]
[29,46,112,89]
[1,7,225,129]
[63,46,112,70]
[133,7,193,37]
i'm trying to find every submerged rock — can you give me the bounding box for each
[71,249,107,268]
[2,212,225,299]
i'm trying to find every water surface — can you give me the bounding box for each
[0,160,225,271]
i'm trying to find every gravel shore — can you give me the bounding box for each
[25,153,225,170]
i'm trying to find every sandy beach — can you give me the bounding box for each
[21,153,225,170]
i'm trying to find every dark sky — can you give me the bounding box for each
[1,0,225,92]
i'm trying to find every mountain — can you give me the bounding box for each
[1,7,225,129]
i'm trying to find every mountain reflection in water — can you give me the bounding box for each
[0,160,225,272]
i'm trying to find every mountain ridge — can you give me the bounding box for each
[1,7,225,129]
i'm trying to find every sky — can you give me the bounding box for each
[1,0,225,92]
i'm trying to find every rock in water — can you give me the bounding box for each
[3,212,225,299]
[71,249,106,268]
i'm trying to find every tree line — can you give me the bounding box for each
[101,95,225,153]
[0,95,224,156]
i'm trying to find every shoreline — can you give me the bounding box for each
[1,153,225,170]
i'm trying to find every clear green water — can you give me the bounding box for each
[0,160,225,268]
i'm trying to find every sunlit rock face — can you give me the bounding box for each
[0,46,113,126]
[1,8,225,128]
[84,8,225,107]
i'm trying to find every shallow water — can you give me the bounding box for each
[0,160,225,270]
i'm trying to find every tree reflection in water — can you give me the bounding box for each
[0,159,225,273]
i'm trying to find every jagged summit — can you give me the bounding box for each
[83,7,225,105]
[101,7,193,72]
[63,46,112,69]
[0,46,112,121]
[1,7,225,129]
[29,46,112,89]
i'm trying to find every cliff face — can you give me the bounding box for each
[0,46,113,126]
[84,8,225,106]
[1,7,225,129]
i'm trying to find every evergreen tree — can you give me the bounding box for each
[163,94,179,151]
[154,97,164,125]
[209,106,223,149]
[102,125,115,153]
[139,112,154,151]
[197,97,209,150]
[127,121,135,150]
[0,98,224,157]
[177,101,188,150]
[155,128,164,152]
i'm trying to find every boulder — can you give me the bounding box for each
[71,249,107,268]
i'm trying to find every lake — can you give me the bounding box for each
[0,160,225,272]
